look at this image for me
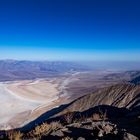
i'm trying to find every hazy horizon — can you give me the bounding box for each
[0,59,140,71]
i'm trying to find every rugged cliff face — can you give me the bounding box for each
[56,84,140,116]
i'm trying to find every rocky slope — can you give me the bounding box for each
[55,84,140,116]
[3,83,138,140]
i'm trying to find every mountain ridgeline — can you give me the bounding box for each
[12,83,140,140]
[0,60,91,81]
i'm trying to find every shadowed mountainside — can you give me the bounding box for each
[131,76,140,85]
[0,83,140,139]
[55,84,140,115]
[14,84,140,133]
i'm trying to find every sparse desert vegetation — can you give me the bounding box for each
[91,109,107,121]
[2,112,139,140]
[7,131,23,140]
[64,112,74,124]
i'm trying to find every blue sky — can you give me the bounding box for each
[0,0,140,61]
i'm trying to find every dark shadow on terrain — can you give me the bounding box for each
[80,105,140,138]
[0,103,139,139]
[126,94,140,109]
[130,75,140,85]
[18,95,87,131]
[81,105,129,118]
[18,104,70,131]
[18,105,129,131]
[40,105,130,127]
[63,127,94,139]
[10,103,140,138]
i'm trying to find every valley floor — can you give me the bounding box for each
[0,70,128,130]
[0,78,66,130]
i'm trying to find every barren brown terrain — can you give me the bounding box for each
[0,79,61,130]
[0,70,139,131]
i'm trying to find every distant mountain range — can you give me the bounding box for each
[0,60,140,82]
[0,60,91,81]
